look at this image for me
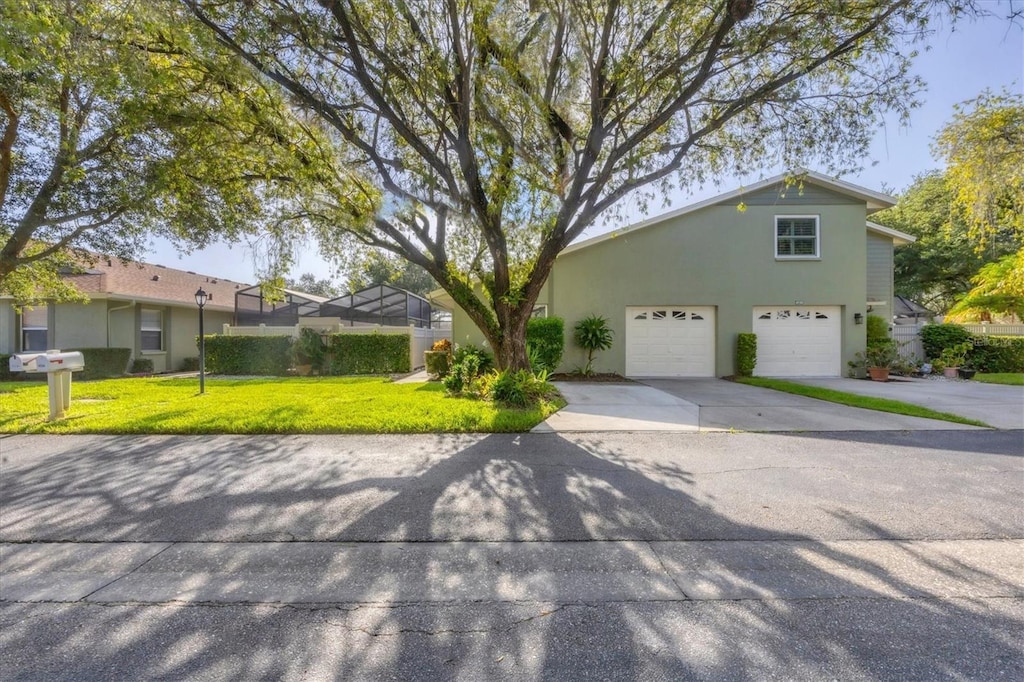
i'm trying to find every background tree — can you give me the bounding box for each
[873,172,1017,312]
[0,0,370,303]
[934,90,1024,248]
[284,273,343,298]
[946,251,1024,322]
[187,0,973,369]
[346,251,436,298]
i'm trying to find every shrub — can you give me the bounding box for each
[68,348,132,380]
[526,316,565,372]
[290,328,327,373]
[424,350,451,378]
[483,368,557,407]
[130,358,154,374]
[920,323,972,360]
[866,314,889,347]
[736,333,757,376]
[444,350,485,397]
[431,338,452,353]
[0,353,12,381]
[202,335,292,376]
[968,336,1024,372]
[573,315,613,375]
[180,357,200,371]
[327,333,410,375]
[453,345,494,373]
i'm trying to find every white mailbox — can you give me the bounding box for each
[8,352,48,373]
[8,349,86,421]
[37,351,85,373]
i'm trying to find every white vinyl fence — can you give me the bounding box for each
[891,323,1024,362]
[221,322,451,370]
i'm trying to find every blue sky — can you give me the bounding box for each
[146,10,1024,286]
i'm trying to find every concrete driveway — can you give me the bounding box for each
[790,377,1024,430]
[536,376,991,430]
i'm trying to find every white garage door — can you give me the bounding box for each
[752,306,841,376]
[626,306,715,377]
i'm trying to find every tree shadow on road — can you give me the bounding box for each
[0,432,1021,679]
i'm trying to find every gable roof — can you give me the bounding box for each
[563,170,897,256]
[866,221,916,246]
[58,257,247,312]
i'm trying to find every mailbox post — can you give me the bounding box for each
[9,350,85,421]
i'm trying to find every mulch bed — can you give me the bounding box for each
[548,372,635,383]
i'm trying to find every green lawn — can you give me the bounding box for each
[0,376,564,434]
[734,376,991,428]
[973,373,1024,386]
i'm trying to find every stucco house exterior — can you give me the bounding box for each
[440,171,915,377]
[0,258,246,373]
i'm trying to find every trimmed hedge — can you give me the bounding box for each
[202,335,292,376]
[0,354,12,381]
[968,336,1024,373]
[920,323,972,360]
[526,316,565,372]
[328,333,411,375]
[866,314,889,347]
[69,348,132,380]
[130,358,155,374]
[736,333,757,377]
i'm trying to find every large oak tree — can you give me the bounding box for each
[0,0,368,304]
[185,0,971,369]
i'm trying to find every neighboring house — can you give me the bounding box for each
[438,171,916,377]
[0,258,246,373]
[892,295,935,325]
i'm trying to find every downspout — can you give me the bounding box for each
[107,300,135,347]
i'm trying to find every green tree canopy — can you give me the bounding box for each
[934,90,1024,249]
[0,0,372,304]
[346,251,436,298]
[186,0,977,369]
[284,273,343,299]
[873,172,1019,313]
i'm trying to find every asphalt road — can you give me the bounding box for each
[1,431,1022,680]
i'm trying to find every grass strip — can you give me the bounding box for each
[734,376,991,428]
[0,376,564,434]
[972,373,1024,386]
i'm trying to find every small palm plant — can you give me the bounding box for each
[573,315,613,376]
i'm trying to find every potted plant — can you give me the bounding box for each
[938,342,971,379]
[291,327,326,376]
[864,340,900,382]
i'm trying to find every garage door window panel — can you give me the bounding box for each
[776,216,819,259]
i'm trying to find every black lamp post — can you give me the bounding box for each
[195,288,208,394]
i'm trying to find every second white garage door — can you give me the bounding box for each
[625,306,715,377]
[752,306,841,376]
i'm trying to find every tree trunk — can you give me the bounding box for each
[495,313,531,371]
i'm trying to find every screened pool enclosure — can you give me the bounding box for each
[234,284,438,328]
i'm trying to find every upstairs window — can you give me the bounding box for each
[21,306,48,351]
[775,216,820,259]
[141,309,163,351]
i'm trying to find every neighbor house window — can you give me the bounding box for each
[531,305,548,318]
[775,215,820,258]
[141,309,163,351]
[20,306,48,351]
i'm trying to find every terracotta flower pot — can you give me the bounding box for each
[942,367,959,379]
[868,367,889,382]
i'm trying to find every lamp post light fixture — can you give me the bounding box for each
[195,287,208,394]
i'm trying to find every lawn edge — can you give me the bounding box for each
[734,376,991,428]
